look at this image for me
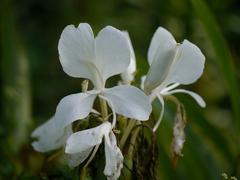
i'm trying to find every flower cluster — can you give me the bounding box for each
[31,23,205,179]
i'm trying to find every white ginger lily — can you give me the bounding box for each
[66,122,123,179]
[120,32,136,84]
[142,27,206,132]
[31,23,152,179]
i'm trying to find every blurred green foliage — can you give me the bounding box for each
[0,0,240,179]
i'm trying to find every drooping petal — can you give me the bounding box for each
[102,85,152,121]
[104,131,123,180]
[147,27,177,65]
[152,94,165,132]
[163,88,206,108]
[31,117,72,152]
[144,27,177,93]
[67,148,93,168]
[120,32,136,84]
[54,91,97,129]
[95,26,130,82]
[65,122,111,154]
[164,40,205,86]
[58,23,98,85]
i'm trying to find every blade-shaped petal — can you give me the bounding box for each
[95,26,130,82]
[120,32,136,84]
[144,44,177,94]
[31,117,72,152]
[164,40,205,86]
[102,85,152,121]
[147,27,177,65]
[65,122,111,154]
[58,23,98,85]
[55,92,96,129]
[104,131,123,180]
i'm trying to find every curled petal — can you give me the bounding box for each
[102,85,152,121]
[104,131,123,180]
[163,88,206,108]
[95,26,130,82]
[65,122,111,154]
[152,94,165,132]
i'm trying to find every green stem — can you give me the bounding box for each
[128,124,140,158]
[99,98,108,120]
[123,122,141,179]
[120,119,136,149]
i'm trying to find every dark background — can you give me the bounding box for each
[1,0,240,179]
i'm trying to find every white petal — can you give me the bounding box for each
[95,26,130,82]
[58,23,99,85]
[144,44,177,93]
[152,94,165,132]
[164,40,205,85]
[147,27,177,65]
[144,28,177,93]
[67,148,93,168]
[104,131,123,180]
[31,117,72,152]
[102,85,152,121]
[120,32,136,84]
[65,122,111,154]
[54,92,96,129]
[163,89,206,108]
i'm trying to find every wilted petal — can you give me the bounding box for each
[120,32,136,84]
[67,148,93,168]
[58,23,98,85]
[164,40,205,86]
[104,131,123,180]
[95,26,130,82]
[65,122,111,154]
[147,27,177,65]
[31,117,72,152]
[163,88,206,108]
[102,85,152,121]
[55,92,96,129]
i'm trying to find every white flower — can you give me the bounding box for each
[66,122,123,180]
[142,27,206,132]
[31,23,152,179]
[120,32,136,84]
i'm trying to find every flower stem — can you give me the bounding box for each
[99,98,108,120]
[123,122,141,179]
[120,119,136,149]
[128,123,140,158]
